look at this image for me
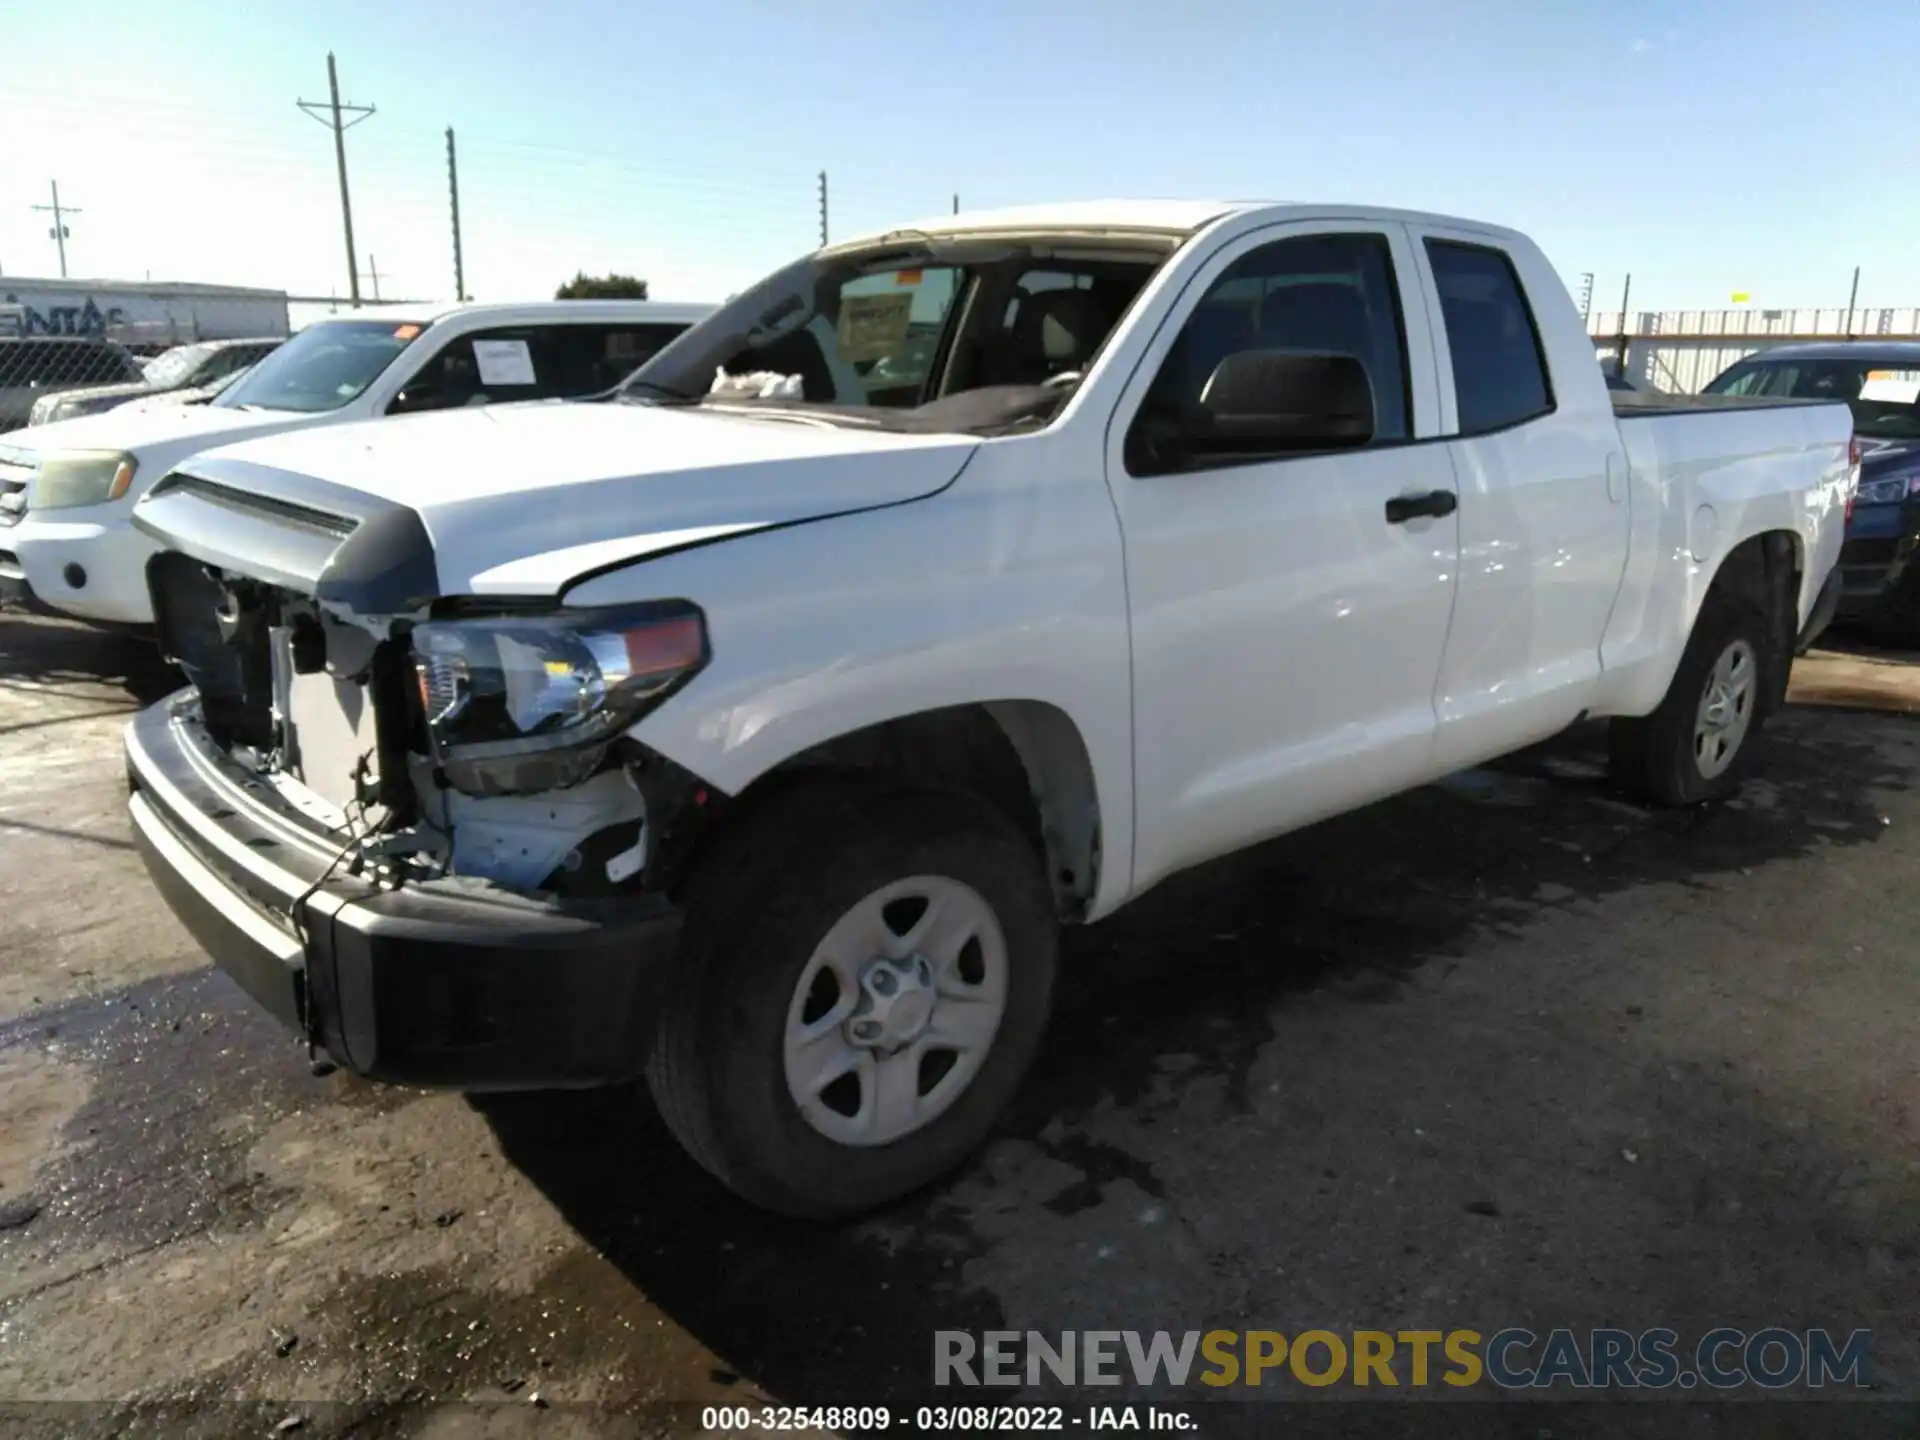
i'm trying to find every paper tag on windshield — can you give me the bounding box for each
[473,338,537,387]
[838,292,914,364]
[1860,370,1920,404]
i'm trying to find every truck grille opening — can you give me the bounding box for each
[148,549,423,825]
[149,551,276,752]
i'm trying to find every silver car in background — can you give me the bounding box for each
[27,336,282,426]
[0,336,145,433]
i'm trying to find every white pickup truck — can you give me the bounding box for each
[0,300,713,626]
[122,202,1854,1218]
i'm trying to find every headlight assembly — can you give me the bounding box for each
[26,450,138,510]
[412,601,708,796]
[1853,473,1920,507]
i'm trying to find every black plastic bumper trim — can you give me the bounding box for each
[126,693,685,1089]
[133,457,440,615]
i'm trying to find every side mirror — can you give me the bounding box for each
[388,386,443,415]
[1196,349,1375,455]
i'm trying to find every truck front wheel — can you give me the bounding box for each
[1609,592,1776,805]
[646,784,1057,1218]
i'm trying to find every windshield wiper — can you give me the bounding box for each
[618,379,697,403]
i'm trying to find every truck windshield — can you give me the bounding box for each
[620,239,1164,430]
[142,344,216,389]
[1704,356,1920,440]
[215,319,422,414]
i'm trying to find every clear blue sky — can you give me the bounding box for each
[2,0,1910,313]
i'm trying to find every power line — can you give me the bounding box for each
[29,180,80,278]
[297,52,375,305]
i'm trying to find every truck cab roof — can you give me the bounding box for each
[835,199,1525,251]
[336,299,718,331]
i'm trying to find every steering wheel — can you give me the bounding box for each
[1042,370,1083,389]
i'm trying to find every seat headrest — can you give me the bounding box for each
[1258,282,1371,352]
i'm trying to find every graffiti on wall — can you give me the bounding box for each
[0,294,132,336]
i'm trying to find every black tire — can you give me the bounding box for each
[1608,591,1776,805]
[646,781,1058,1219]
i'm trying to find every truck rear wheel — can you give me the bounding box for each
[1608,593,1775,805]
[646,783,1057,1219]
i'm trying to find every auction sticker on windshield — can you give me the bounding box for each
[474,338,538,386]
[839,293,915,363]
[1860,371,1920,404]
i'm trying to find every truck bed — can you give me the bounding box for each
[1611,391,1827,419]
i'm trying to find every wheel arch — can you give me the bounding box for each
[1701,527,1801,712]
[670,701,1105,922]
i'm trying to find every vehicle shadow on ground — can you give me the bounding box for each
[476,708,1919,1419]
[0,612,180,704]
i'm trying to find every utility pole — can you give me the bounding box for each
[953,194,960,215]
[1615,273,1632,374]
[30,181,79,278]
[1845,266,1860,337]
[298,53,375,306]
[446,127,466,302]
[362,254,386,302]
[817,170,828,247]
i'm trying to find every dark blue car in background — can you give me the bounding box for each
[1705,343,1920,640]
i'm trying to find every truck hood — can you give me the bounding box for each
[131,400,980,611]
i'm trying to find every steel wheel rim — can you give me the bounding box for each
[1693,638,1756,780]
[782,874,1009,1148]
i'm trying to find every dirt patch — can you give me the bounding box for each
[0,1051,89,1223]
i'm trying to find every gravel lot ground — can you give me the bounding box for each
[1,610,1916,1438]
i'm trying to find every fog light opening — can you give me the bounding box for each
[62,563,87,591]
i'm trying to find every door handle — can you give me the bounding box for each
[1384,490,1458,524]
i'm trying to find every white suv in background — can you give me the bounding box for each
[0,300,714,626]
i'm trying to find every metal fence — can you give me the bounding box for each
[1588,307,1920,393]
[0,336,154,432]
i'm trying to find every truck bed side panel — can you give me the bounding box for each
[1589,403,1852,718]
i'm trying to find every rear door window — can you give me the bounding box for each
[542,323,692,393]
[1425,240,1554,434]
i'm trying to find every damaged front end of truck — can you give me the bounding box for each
[124,465,723,1088]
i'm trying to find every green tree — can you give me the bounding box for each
[555,271,649,300]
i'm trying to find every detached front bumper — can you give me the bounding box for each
[125,692,684,1089]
